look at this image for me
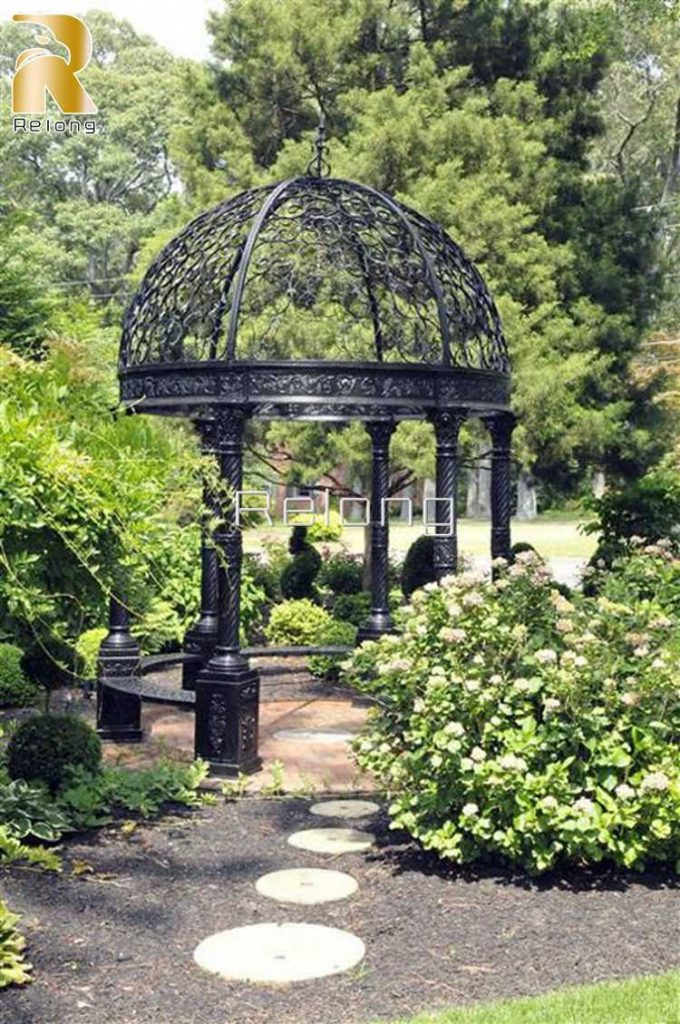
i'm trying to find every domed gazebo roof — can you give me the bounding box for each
[119,175,510,421]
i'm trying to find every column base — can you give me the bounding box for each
[96,678,143,743]
[181,626,217,690]
[194,658,262,776]
[97,723,144,744]
[357,613,396,643]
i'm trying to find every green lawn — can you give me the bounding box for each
[378,972,680,1024]
[244,518,597,560]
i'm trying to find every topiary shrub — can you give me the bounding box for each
[7,715,102,793]
[318,552,364,595]
[281,548,322,599]
[332,591,372,626]
[308,619,357,681]
[265,600,331,647]
[401,534,436,597]
[0,644,38,708]
[346,548,680,875]
[74,628,107,679]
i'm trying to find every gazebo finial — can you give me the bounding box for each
[307,116,331,177]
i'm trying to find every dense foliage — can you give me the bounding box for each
[308,619,358,681]
[0,900,30,989]
[345,548,680,874]
[584,467,680,565]
[0,643,37,707]
[7,715,102,792]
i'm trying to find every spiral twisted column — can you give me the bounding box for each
[194,407,261,776]
[182,420,220,690]
[431,410,466,581]
[483,411,516,566]
[358,421,396,641]
[96,594,143,743]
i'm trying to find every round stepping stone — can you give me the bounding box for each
[310,799,380,819]
[287,827,375,855]
[256,867,358,905]
[194,922,365,982]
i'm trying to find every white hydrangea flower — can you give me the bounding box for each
[541,795,558,810]
[444,721,465,737]
[463,591,484,608]
[640,772,670,793]
[446,601,463,617]
[471,746,486,762]
[461,802,479,817]
[573,797,595,814]
[543,697,561,715]
[460,757,474,771]
[615,783,636,801]
[498,753,527,771]
[574,655,588,668]
[535,648,557,664]
[463,678,480,693]
[439,626,467,643]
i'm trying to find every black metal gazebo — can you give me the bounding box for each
[96,143,515,776]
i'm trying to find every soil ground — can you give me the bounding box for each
[2,797,678,1024]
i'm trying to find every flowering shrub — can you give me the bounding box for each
[344,549,680,874]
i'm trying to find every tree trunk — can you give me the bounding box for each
[591,468,606,499]
[465,451,491,518]
[516,470,537,521]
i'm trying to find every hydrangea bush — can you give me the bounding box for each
[344,548,680,874]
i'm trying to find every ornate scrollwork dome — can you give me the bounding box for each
[119,176,510,420]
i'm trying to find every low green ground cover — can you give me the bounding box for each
[382,971,680,1024]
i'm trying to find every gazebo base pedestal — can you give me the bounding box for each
[357,614,396,644]
[194,662,262,777]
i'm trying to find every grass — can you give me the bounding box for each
[244,518,597,561]
[380,972,680,1024]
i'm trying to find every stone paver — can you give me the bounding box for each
[194,922,365,982]
[288,827,375,854]
[128,699,374,793]
[255,867,358,905]
[310,799,380,819]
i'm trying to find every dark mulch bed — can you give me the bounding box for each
[2,798,678,1024]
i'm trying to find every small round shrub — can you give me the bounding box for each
[74,628,107,679]
[7,714,102,792]
[281,548,321,599]
[319,552,364,595]
[265,599,331,647]
[308,510,343,543]
[332,591,371,626]
[0,643,38,707]
[401,534,436,597]
[308,619,357,680]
